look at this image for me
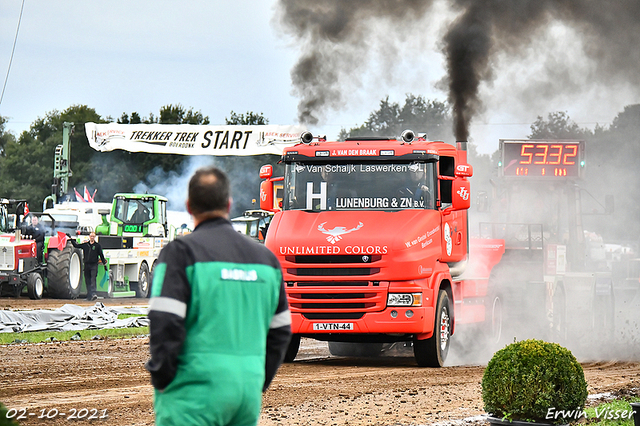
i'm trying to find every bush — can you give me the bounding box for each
[482,339,588,424]
[0,403,19,426]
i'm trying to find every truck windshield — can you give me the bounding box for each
[284,162,436,211]
[114,198,155,224]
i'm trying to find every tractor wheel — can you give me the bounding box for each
[283,335,301,362]
[328,342,384,357]
[413,290,451,367]
[27,272,44,300]
[133,262,150,298]
[47,243,83,299]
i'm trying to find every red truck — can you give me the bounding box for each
[259,130,488,367]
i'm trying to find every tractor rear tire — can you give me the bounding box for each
[47,243,83,299]
[27,272,44,300]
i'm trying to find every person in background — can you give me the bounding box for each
[22,215,45,263]
[145,166,291,426]
[69,232,107,301]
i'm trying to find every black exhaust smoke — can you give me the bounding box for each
[276,1,640,137]
[275,0,436,126]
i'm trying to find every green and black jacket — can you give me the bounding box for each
[145,217,291,393]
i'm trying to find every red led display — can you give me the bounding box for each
[500,140,584,178]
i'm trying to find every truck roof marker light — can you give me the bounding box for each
[401,129,415,143]
[300,131,313,144]
[380,150,395,156]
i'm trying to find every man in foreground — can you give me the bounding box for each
[145,166,292,426]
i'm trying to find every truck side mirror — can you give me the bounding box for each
[444,178,471,214]
[260,165,273,179]
[260,179,275,211]
[455,164,473,178]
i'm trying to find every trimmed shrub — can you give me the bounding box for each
[482,339,587,424]
[0,403,20,426]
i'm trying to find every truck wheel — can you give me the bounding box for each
[284,335,301,362]
[133,262,150,298]
[413,289,451,367]
[99,270,115,298]
[328,342,384,357]
[27,272,44,300]
[47,243,83,299]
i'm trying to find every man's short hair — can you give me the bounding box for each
[188,167,230,214]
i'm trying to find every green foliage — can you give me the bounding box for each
[0,403,20,426]
[482,339,587,424]
[585,399,640,426]
[341,95,453,141]
[528,111,591,139]
[0,116,16,156]
[0,105,106,208]
[226,110,269,125]
[160,104,209,125]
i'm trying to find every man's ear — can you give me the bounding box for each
[227,197,233,214]
[186,199,192,215]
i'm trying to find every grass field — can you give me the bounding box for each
[0,314,148,345]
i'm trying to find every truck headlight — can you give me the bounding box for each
[387,293,422,307]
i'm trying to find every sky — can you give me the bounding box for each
[0,0,638,155]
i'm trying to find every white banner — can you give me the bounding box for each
[85,122,307,156]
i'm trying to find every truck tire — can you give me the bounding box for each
[27,272,44,300]
[284,335,301,362]
[98,270,115,298]
[413,289,451,367]
[328,342,384,357]
[47,243,83,299]
[132,262,150,298]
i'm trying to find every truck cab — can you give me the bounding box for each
[102,193,168,237]
[260,131,472,366]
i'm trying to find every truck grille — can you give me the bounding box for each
[283,254,387,316]
[285,254,382,277]
[0,246,14,270]
[285,255,382,264]
[287,282,388,314]
[287,267,380,276]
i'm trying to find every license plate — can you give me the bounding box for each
[312,322,354,331]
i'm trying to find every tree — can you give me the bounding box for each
[225,111,268,125]
[0,115,16,156]
[581,104,640,240]
[528,111,591,139]
[341,95,454,141]
[160,104,209,125]
[0,105,105,208]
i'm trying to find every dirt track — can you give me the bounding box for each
[1,298,639,426]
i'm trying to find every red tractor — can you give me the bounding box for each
[0,199,45,299]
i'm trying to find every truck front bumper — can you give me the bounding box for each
[291,306,434,336]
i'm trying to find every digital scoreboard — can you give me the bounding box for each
[499,139,585,178]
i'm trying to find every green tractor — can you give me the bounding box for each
[81,193,170,298]
[96,193,168,237]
